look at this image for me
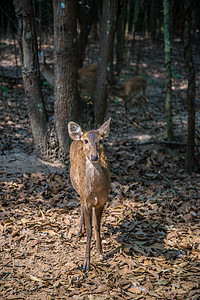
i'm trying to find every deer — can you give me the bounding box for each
[78,75,96,98]
[111,75,147,120]
[39,51,55,86]
[77,63,96,97]
[39,51,96,97]
[68,118,111,271]
[78,63,97,77]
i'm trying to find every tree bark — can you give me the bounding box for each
[124,0,130,68]
[144,3,149,39]
[94,0,117,125]
[77,0,101,67]
[14,0,48,159]
[163,0,173,141]
[131,0,140,41]
[151,0,161,42]
[116,1,125,76]
[53,0,80,163]
[14,0,83,165]
[184,0,196,174]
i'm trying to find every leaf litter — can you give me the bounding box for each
[1,38,200,299]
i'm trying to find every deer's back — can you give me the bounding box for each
[125,76,147,94]
[78,63,97,77]
[78,76,95,97]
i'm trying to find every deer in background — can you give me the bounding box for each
[39,51,55,86]
[68,118,111,271]
[78,63,97,77]
[39,51,96,97]
[111,75,147,120]
[77,63,96,97]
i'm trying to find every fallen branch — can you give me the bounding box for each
[132,140,186,147]
[158,171,198,200]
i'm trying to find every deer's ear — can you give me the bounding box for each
[68,122,83,141]
[98,117,111,137]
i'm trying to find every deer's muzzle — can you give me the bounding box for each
[91,154,99,162]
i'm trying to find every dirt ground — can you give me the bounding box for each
[0,37,200,299]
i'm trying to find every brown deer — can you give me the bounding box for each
[39,61,55,87]
[38,51,55,86]
[68,118,111,271]
[111,75,147,119]
[77,63,96,97]
[78,63,97,77]
[78,75,96,98]
[39,51,96,97]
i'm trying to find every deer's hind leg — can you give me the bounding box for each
[83,204,92,271]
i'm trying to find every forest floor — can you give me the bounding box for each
[0,36,200,300]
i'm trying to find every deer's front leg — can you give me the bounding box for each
[83,204,92,271]
[79,202,85,236]
[94,206,104,257]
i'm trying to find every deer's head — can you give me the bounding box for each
[68,118,111,163]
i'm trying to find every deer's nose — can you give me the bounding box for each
[91,154,99,162]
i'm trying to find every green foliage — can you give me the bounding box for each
[43,81,50,85]
[114,99,118,105]
[171,66,180,79]
[0,86,13,94]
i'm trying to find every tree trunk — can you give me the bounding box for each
[163,0,173,141]
[94,0,117,125]
[124,0,130,68]
[15,0,81,165]
[151,0,161,42]
[131,0,140,41]
[151,0,156,41]
[14,0,48,159]
[184,0,196,174]
[144,3,149,39]
[130,0,141,63]
[77,0,101,68]
[53,0,80,163]
[116,2,125,76]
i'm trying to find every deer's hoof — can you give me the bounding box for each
[79,224,85,237]
[83,259,90,272]
[78,231,84,237]
[99,254,103,261]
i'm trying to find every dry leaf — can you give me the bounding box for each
[29,275,44,282]
[94,284,110,293]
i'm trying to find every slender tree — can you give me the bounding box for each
[151,0,162,42]
[131,0,140,42]
[116,1,125,76]
[77,0,101,67]
[124,0,131,67]
[14,0,48,158]
[93,0,118,125]
[184,0,196,173]
[163,0,173,141]
[144,2,149,39]
[53,0,80,162]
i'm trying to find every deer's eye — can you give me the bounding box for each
[84,139,88,144]
[99,139,103,144]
